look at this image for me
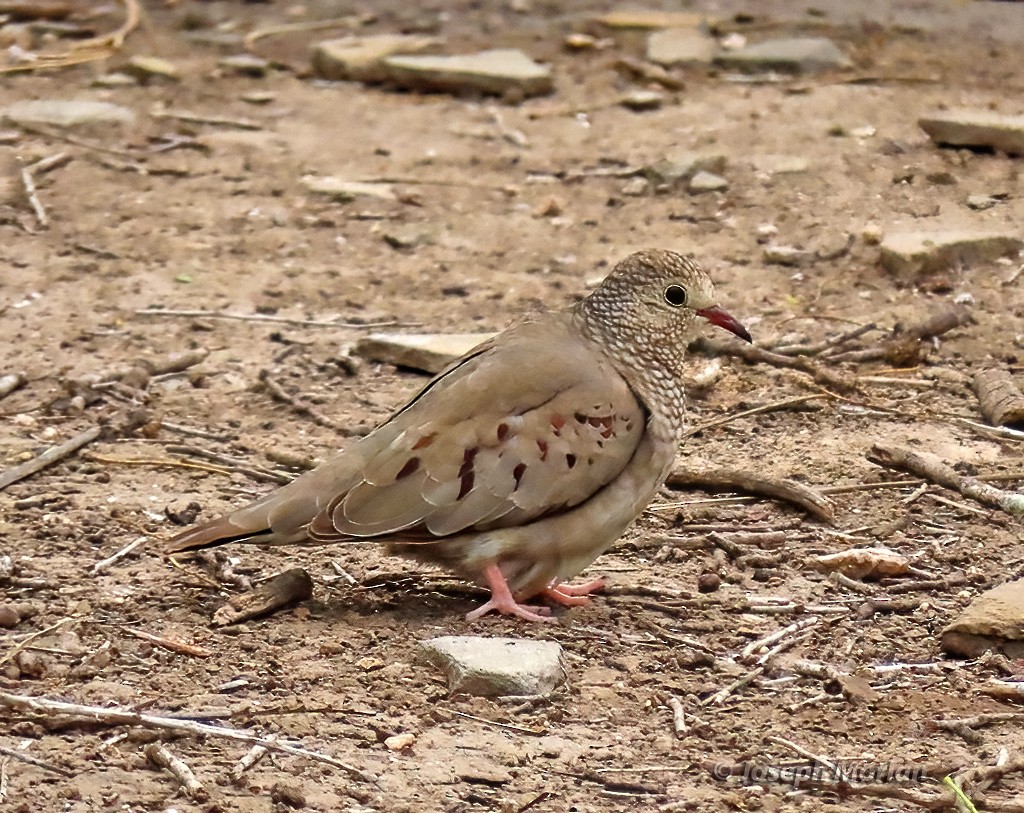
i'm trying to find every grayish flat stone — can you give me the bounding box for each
[764,245,812,266]
[125,56,180,82]
[750,154,811,175]
[219,54,272,77]
[312,34,439,83]
[1,99,135,127]
[355,332,494,374]
[302,177,396,202]
[942,579,1024,658]
[880,229,1022,276]
[381,49,553,98]
[919,110,1024,155]
[647,28,717,66]
[688,170,728,193]
[419,636,565,696]
[620,90,663,111]
[715,37,851,74]
[643,151,727,186]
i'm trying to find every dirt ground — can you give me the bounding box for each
[2,1,1024,811]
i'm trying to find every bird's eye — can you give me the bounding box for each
[664,284,687,307]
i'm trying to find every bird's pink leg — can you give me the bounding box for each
[539,577,606,607]
[466,564,555,623]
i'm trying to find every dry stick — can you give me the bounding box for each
[134,307,408,329]
[973,369,1024,427]
[19,167,46,227]
[0,691,375,783]
[0,425,102,492]
[868,442,1024,517]
[740,617,820,663]
[230,734,276,784]
[957,417,1024,442]
[0,373,26,400]
[0,743,74,778]
[667,467,835,524]
[92,536,146,575]
[258,370,341,431]
[702,666,764,707]
[769,735,845,780]
[770,322,877,357]
[0,619,73,666]
[144,743,207,801]
[163,445,292,485]
[692,337,858,392]
[665,696,688,737]
[685,393,828,437]
[828,305,974,364]
[122,628,212,659]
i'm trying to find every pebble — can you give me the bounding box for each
[621,177,649,196]
[764,245,812,266]
[811,547,910,579]
[381,49,554,99]
[714,37,851,74]
[91,72,138,88]
[880,229,1023,276]
[0,604,21,627]
[942,578,1024,658]
[646,27,717,66]
[419,636,565,696]
[124,55,180,82]
[312,34,439,83]
[750,154,810,175]
[593,10,710,30]
[919,110,1024,155]
[1,99,135,127]
[643,151,727,186]
[301,176,396,202]
[688,170,728,193]
[354,332,495,374]
[219,54,271,77]
[966,194,1002,211]
[620,89,663,111]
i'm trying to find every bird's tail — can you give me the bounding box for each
[166,516,275,553]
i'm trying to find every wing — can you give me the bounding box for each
[307,315,647,542]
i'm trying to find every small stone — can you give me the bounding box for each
[533,196,564,217]
[2,99,135,127]
[0,604,21,628]
[620,89,663,111]
[715,37,851,74]
[750,155,810,175]
[755,223,778,243]
[812,547,910,580]
[966,194,1002,211]
[941,579,1024,658]
[764,245,812,266]
[696,573,721,593]
[301,176,396,202]
[419,636,565,696]
[240,90,276,105]
[355,332,495,374]
[381,225,436,251]
[849,125,876,139]
[925,171,957,186]
[355,656,385,671]
[384,732,416,751]
[91,72,138,88]
[270,782,306,809]
[919,110,1024,155]
[312,34,439,83]
[621,177,649,196]
[219,53,271,77]
[688,170,728,193]
[381,49,554,99]
[643,151,727,186]
[593,10,710,30]
[563,33,603,51]
[124,55,180,82]
[646,28,717,66]
[880,230,1023,276]
[861,224,883,245]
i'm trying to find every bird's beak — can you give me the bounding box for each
[696,306,752,343]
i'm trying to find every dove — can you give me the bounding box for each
[166,249,751,622]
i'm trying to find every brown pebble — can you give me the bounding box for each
[696,572,721,593]
[0,604,21,627]
[271,782,306,808]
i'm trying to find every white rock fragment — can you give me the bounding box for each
[750,155,810,175]
[312,34,439,83]
[592,10,711,30]
[764,245,811,266]
[715,37,851,74]
[942,579,1024,658]
[688,170,728,193]
[419,636,565,696]
[2,99,136,127]
[880,230,1023,276]
[354,332,495,374]
[919,110,1024,155]
[381,49,553,99]
[812,547,910,580]
[646,28,717,66]
[301,177,396,202]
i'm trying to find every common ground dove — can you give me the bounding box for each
[167,249,750,622]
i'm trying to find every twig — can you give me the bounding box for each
[0,691,376,783]
[144,743,207,800]
[692,338,858,392]
[769,735,845,780]
[973,369,1024,427]
[134,307,407,329]
[212,568,313,627]
[451,710,545,736]
[258,370,341,431]
[828,305,973,364]
[935,713,1024,744]
[701,666,764,706]
[123,627,211,658]
[230,734,276,784]
[665,696,688,737]
[0,744,74,778]
[92,536,146,574]
[868,442,1024,517]
[771,322,877,357]
[666,467,835,524]
[149,109,262,131]
[0,619,73,666]
[685,394,829,437]
[0,425,102,492]
[244,15,362,51]
[163,445,292,485]
[20,167,46,227]
[740,617,820,663]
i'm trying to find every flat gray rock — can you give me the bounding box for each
[919,110,1024,155]
[355,332,494,374]
[644,151,727,186]
[715,37,851,74]
[764,245,812,266]
[419,636,564,696]
[312,34,439,83]
[647,28,717,66]
[381,49,553,98]
[2,99,135,127]
[941,579,1024,658]
[688,170,728,193]
[302,177,396,202]
[880,230,1022,276]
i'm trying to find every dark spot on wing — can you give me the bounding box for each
[395,457,420,480]
[457,447,478,500]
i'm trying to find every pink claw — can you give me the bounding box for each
[539,577,606,607]
[466,564,555,623]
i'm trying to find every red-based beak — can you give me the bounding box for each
[696,306,752,343]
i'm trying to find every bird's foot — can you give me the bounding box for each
[466,564,555,623]
[539,577,606,607]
